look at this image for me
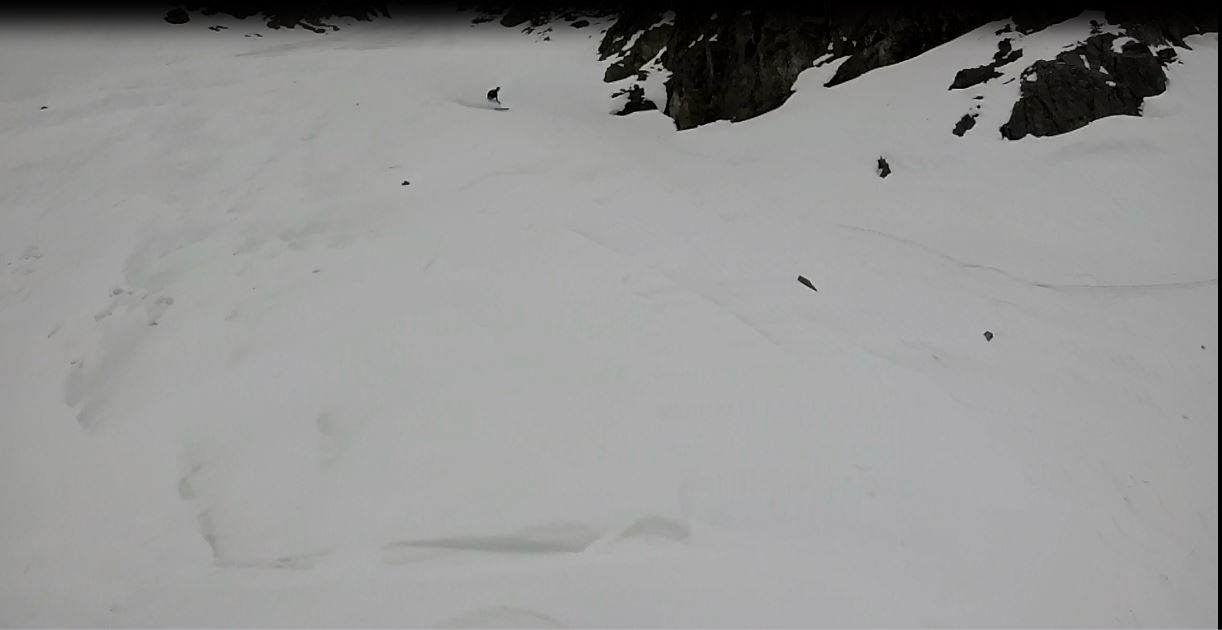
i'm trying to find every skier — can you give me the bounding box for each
[486,86,501,106]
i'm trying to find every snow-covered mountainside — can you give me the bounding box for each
[1,7,1217,627]
[592,5,1217,131]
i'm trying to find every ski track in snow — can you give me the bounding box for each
[836,222,1220,293]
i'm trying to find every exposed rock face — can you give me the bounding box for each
[1104,7,1219,47]
[663,10,831,130]
[592,7,673,118]
[822,9,1002,87]
[608,4,1214,134]
[660,7,1002,129]
[949,38,1022,89]
[598,7,664,57]
[601,10,672,83]
[1000,33,1169,140]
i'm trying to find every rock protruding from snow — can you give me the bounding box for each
[825,10,1001,88]
[1001,33,1168,140]
[953,113,979,136]
[949,38,1023,89]
[600,10,673,83]
[664,10,833,130]
[612,84,658,115]
[950,66,1003,90]
[660,8,999,129]
[1104,7,1219,48]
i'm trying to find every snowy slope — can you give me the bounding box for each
[0,10,1216,628]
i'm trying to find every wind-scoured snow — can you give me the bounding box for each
[0,10,1217,628]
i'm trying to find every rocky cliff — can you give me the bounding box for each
[590,3,1216,136]
[163,2,1217,138]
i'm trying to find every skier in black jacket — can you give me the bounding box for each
[487,86,501,105]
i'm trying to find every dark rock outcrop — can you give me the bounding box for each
[876,156,891,178]
[1104,7,1219,48]
[663,10,833,130]
[950,66,1002,89]
[1001,33,1168,140]
[603,4,1213,131]
[949,38,1021,89]
[600,9,672,83]
[613,84,658,115]
[953,113,978,136]
[993,38,1021,65]
[660,6,1000,129]
[823,8,1001,87]
[164,8,190,23]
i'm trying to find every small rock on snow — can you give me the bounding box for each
[876,157,891,178]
